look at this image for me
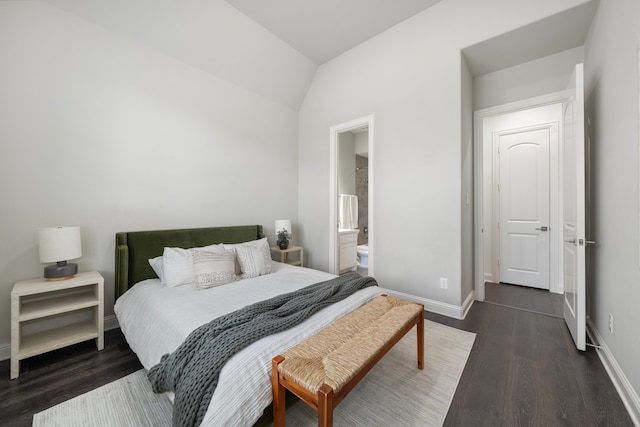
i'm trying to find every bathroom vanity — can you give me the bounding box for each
[338,229,359,273]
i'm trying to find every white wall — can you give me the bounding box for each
[584,0,640,417]
[337,132,356,196]
[473,46,584,110]
[298,0,590,310]
[0,2,300,353]
[355,132,369,156]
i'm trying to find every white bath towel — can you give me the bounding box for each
[339,194,358,229]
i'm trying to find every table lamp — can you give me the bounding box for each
[38,226,82,280]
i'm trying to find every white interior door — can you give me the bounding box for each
[498,128,551,289]
[562,63,586,351]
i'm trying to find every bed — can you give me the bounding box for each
[113,225,384,426]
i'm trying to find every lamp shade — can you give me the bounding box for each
[38,226,82,263]
[274,219,292,238]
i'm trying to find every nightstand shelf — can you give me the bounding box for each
[19,320,99,359]
[18,291,98,321]
[270,245,304,267]
[11,271,104,379]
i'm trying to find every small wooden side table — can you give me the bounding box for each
[11,271,104,379]
[270,245,304,267]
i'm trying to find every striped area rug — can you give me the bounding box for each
[33,320,475,427]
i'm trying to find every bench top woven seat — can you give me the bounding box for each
[277,295,423,394]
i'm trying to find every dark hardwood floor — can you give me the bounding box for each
[431,286,633,426]
[1,285,633,427]
[0,329,142,427]
[484,281,564,318]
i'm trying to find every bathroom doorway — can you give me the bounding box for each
[329,115,374,277]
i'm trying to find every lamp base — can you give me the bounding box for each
[44,262,78,281]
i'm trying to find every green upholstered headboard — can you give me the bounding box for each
[115,225,264,299]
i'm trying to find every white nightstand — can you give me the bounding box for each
[270,245,304,267]
[10,271,104,379]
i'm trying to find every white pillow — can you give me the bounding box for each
[192,249,237,289]
[162,243,228,287]
[148,256,164,282]
[235,237,274,279]
[222,244,243,275]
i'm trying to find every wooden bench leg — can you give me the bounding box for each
[417,312,424,370]
[318,384,334,427]
[272,355,286,427]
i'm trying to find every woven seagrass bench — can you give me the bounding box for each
[272,294,424,427]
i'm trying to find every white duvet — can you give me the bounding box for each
[114,263,384,426]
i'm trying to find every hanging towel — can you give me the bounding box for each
[339,194,358,229]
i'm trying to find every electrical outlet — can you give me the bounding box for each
[608,313,614,333]
[440,278,448,289]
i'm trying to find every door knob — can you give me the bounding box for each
[535,226,549,231]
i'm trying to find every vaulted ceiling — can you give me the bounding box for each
[42,0,596,109]
[226,0,443,64]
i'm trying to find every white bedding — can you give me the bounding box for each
[114,263,384,426]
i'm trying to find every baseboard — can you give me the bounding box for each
[586,317,640,426]
[385,289,474,320]
[105,314,120,331]
[460,291,475,319]
[0,315,120,362]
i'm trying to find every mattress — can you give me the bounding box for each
[114,263,384,426]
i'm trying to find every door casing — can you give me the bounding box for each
[474,93,570,301]
[329,115,374,276]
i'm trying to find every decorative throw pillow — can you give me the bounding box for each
[192,249,237,289]
[235,237,274,279]
[162,244,228,287]
[222,244,243,275]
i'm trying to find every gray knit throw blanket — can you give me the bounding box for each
[147,271,377,427]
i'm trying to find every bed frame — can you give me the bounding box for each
[114,225,264,299]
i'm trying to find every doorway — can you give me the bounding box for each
[329,115,374,276]
[474,95,566,300]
